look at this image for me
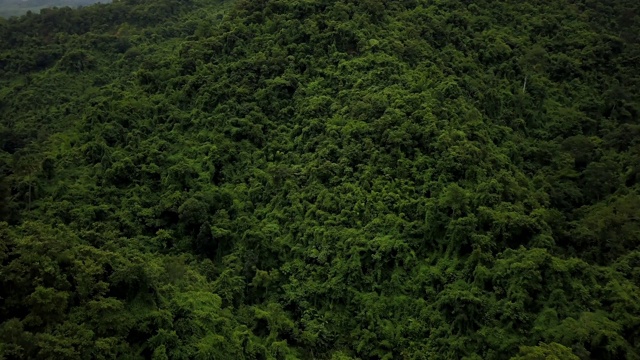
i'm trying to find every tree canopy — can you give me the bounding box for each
[1,0,639,359]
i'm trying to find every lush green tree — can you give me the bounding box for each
[1,0,639,358]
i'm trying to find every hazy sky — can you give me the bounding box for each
[0,0,108,17]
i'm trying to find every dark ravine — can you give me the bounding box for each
[1,0,639,359]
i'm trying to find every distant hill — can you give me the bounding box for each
[0,0,108,17]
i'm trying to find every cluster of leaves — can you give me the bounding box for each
[1,0,639,359]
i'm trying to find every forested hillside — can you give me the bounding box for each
[1,0,639,358]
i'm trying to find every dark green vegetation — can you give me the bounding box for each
[1,0,640,358]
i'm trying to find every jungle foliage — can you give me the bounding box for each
[1,0,640,359]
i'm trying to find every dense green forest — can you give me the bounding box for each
[1,0,639,358]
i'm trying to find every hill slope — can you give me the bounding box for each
[1,0,640,359]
